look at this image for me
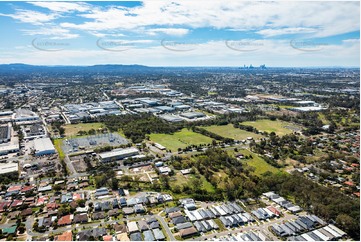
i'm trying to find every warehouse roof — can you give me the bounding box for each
[33,137,55,152]
[99,147,139,159]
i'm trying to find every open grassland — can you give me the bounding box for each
[149,128,213,152]
[64,122,105,137]
[170,172,215,193]
[241,119,301,136]
[53,138,65,159]
[231,149,280,176]
[203,124,263,140]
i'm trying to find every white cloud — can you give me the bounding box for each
[28,1,91,13]
[0,38,358,67]
[257,27,318,37]
[0,9,58,25]
[57,1,359,38]
[21,27,79,39]
[146,28,189,36]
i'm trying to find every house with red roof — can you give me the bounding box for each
[36,196,49,206]
[344,181,355,186]
[20,185,34,194]
[7,185,22,193]
[267,206,281,216]
[10,199,23,208]
[0,201,12,212]
[103,235,113,241]
[58,214,73,226]
[46,202,59,211]
[55,231,72,241]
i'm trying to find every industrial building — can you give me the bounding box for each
[0,163,18,175]
[22,123,46,140]
[33,138,56,156]
[12,109,40,124]
[180,112,206,119]
[289,106,326,112]
[0,123,19,156]
[99,147,139,162]
[159,115,183,123]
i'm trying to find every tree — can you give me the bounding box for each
[111,178,119,190]
[77,199,86,208]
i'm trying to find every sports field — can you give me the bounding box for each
[241,119,301,136]
[149,128,213,152]
[203,124,263,140]
[64,122,105,136]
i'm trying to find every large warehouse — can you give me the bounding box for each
[33,137,56,156]
[99,147,139,162]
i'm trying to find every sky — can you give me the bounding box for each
[0,0,359,67]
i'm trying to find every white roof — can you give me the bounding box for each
[313,229,329,241]
[34,138,55,152]
[300,233,315,241]
[99,147,139,159]
[323,226,341,238]
[127,221,138,232]
[328,224,346,236]
[184,210,196,221]
[159,166,171,173]
[0,163,18,174]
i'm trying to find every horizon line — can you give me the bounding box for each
[0,63,360,69]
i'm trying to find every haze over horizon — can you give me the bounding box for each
[0,1,359,67]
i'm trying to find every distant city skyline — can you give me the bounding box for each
[0,1,359,67]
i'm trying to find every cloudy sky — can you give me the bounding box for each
[0,1,359,67]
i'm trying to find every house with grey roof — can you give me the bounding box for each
[153,228,165,240]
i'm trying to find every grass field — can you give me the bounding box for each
[241,119,301,136]
[170,172,215,193]
[203,124,263,140]
[53,138,65,159]
[238,149,279,176]
[149,128,213,152]
[64,122,105,137]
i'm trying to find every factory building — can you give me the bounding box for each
[99,147,139,162]
[33,138,56,156]
[180,112,206,119]
[12,109,40,124]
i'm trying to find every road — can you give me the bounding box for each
[64,154,77,176]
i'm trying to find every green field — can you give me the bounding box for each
[170,172,215,193]
[237,149,279,176]
[53,138,65,159]
[64,122,105,137]
[149,128,213,152]
[241,119,301,136]
[203,124,263,140]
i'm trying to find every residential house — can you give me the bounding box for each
[153,228,165,240]
[55,231,72,241]
[73,213,88,224]
[58,215,73,226]
[179,227,198,238]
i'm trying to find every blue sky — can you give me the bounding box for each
[0,1,359,67]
